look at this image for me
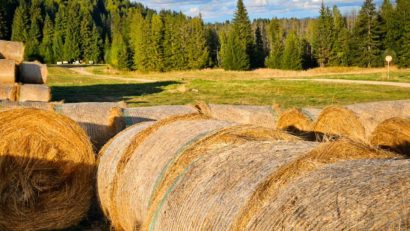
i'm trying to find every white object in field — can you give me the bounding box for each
[57,61,63,65]
[89,60,94,64]
[63,61,69,64]
[385,56,393,80]
[74,61,80,65]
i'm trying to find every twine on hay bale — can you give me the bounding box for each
[19,61,48,84]
[18,84,51,102]
[0,40,25,63]
[230,139,400,231]
[195,102,278,128]
[0,84,18,101]
[122,105,197,127]
[55,102,126,151]
[0,108,95,231]
[370,117,410,157]
[0,59,16,84]
[245,159,410,230]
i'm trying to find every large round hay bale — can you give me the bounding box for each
[0,100,59,112]
[0,40,25,63]
[0,109,96,231]
[313,100,410,141]
[18,84,51,102]
[0,59,16,83]
[19,62,48,84]
[122,105,197,127]
[55,102,126,151]
[276,108,321,134]
[370,117,410,157]
[0,84,17,101]
[230,139,399,231]
[244,159,410,230]
[196,102,278,128]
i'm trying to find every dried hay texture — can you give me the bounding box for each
[276,108,321,133]
[0,84,18,101]
[55,102,126,151]
[18,84,51,102]
[195,102,277,129]
[314,100,410,141]
[230,139,399,231]
[122,105,197,127]
[0,40,25,63]
[370,117,410,157]
[245,159,410,230]
[0,100,59,112]
[0,59,16,83]
[143,140,316,231]
[0,108,95,231]
[19,61,48,84]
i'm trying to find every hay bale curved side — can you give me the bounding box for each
[230,139,399,231]
[0,40,25,63]
[0,109,95,231]
[196,103,277,128]
[55,102,126,151]
[246,159,410,230]
[0,100,59,112]
[18,84,51,102]
[276,108,320,134]
[98,114,233,230]
[143,140,318,231]
[312,106,366,141]
[19,62,48,84]
[0,59,16,84]
[370,117,410,157]
[0,84,18,101]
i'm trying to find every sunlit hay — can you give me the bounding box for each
[0,40,25,63]
[370,117,410,157]
[312,106,366,141]
[230,139,399,231]
[0,59,16,84]
[0,100,60,112]
[0,84,18,101]
[0,108,95,231]
[195,102,277,128]
[18,84,51,102]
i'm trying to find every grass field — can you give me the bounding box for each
[48,65,410,108]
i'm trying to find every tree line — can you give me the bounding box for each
[0,0,409,71]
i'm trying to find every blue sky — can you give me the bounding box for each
[132,0,383,22]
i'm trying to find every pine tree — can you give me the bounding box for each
[63,2,81,61]
[25,0,43,60]
[53,5,66,62]
[186,17,209,69]
[351,0,383,67]
[11,1,29,42]
[40,14,54,63]
[129,9,147,71]
[222,0,254,70]
[380,0,397,52]
[265,19,284,69]
[313,3,334,67]
[81,13,101,63]
[397,0,410,67]
[0,2,8,39]
[330,6,350,66]
[253,25,266,68]
[281,31,302,70]
[205,27,220,67]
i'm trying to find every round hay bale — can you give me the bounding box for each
[0,108,96,231]
[19,61,48,84]
[276,108,320,134]
[245,159,410,230]
[0,40,25,63]
[122,105,197,127]
[18,84,51,102]
[195,103,277,129]
[230,139,399,231]
[0,100,60,112]
[312,106,366,141]
[55,102,126,151]
[370,117,410,157]
[0,84,18,101]
[0,59,16,83]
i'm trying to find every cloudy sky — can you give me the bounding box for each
[133,0,382,22]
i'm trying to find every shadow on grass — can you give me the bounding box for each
[51,81,180,103]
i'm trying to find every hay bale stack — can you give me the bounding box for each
[55,102,126,151]
[276,108,321,134]
[0,84,17,101]
[370,117,410,156]
[18,84,51,102]
[244,159,410,230]
[196,102,278,128]
[0,100,58,112]
[313,100,410,141]
[19,62,48,84]
[0,40,25,63]
[145,139,398,231]
[0,109,95,231]
[0,59,16,84]
[122,105,197,127]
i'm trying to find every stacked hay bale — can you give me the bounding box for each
[97,111,407,230]
[0,108,96,231]
[0,40,50,103]
[276,107,321,137]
